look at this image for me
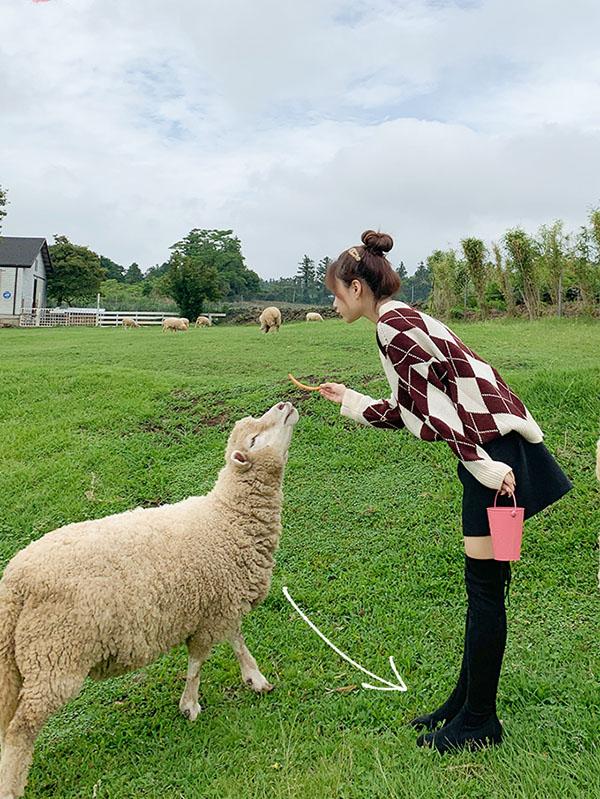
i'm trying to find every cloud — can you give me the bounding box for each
[1,0,599,277]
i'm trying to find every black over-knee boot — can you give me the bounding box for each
[417,556,510,753]
[409,608,470,731]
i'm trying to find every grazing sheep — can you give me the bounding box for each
[162,317,189,333]
[195,316,212,328]
[0,402,299,798]
[305,312,323,322]
[121,317,140,329]
[259,307,282,334]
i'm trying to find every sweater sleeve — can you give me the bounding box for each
[340,388,405,430]
[380,325,512,489]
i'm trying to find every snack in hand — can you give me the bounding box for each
[288,373,321,392]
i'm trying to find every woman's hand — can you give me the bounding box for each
[319,382,347,404]
[499,469,516,497]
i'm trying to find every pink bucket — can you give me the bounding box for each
[487,491,524,561]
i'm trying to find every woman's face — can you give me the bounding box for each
[332,278,365,323]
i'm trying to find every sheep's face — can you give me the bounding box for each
[227,402,299,473]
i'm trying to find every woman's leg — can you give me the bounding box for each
[410,535,492,732]
[417,537,509,752]
[409,609,469,731]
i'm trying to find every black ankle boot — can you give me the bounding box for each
[416,706,502,753]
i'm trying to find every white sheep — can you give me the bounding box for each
[121,317,140,329]
[305,312,324,322]
[195,316,212,328]
[0,402,299,798]
[259,307,282,333]
[162,317,189,332]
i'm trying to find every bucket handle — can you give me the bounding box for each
[492,490,517,517]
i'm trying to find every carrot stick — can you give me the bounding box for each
[288,373,321,392]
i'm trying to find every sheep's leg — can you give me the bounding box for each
[0,655,21,749]
[179,633,213,722]
[228,630,273,693]
[0,671,85,799]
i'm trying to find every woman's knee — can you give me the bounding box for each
[463,536,494,559]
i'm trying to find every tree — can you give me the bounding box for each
[428,249,459,317]
[125,262,144,284]
[461,237,488,319]
[411,260,432,303]
[165,230,225,318]
[315,256,331,303]
[100,256,126,282]
[537,220,568,316]
[167,229,258,302]
[0,185,8,234]
[491,242,516,316]
[395,261,408,281]
[504,228,540,319]
[47,235,105,305]
[296,255,316,303]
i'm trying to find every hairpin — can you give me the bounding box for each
[348,247,361,262]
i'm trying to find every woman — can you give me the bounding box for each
[319,230,572,753]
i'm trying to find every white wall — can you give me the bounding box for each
[0,268,18,315]
[16,251,47,312]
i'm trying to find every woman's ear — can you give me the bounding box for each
[230,450,251,471]
[351,278,363,297]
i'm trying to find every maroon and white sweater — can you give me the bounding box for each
[341,300,543,490]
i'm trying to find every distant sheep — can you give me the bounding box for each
[0,402,299,797]
[306,312,323,322]
[195,316,212,328]
[162,317,189,333]
[259,307,282,334]
[121,317,140,329]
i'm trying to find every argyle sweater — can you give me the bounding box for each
[341,300,544,490]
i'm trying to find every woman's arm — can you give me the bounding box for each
[320,383,405,430]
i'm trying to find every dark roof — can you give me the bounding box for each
[0,237,51,271]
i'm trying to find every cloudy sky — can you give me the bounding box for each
[1,0,599,278]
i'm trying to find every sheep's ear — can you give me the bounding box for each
[230,450,251,470]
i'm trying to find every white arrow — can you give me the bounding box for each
[282,586,407,692]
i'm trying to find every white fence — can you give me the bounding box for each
[19,309,226,327]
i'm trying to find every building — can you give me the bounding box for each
[0,237,51,325]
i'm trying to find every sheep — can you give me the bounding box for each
[195,316,212,328]
[0,401,299,798]
[121,317,140,329]
[162,317,188,332]
[305,312,324,322]
[259,306,282,334]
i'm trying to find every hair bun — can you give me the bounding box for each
[361,230,394,255]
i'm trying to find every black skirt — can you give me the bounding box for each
[457,431,573,537]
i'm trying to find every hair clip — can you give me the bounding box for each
[348,247,361,262]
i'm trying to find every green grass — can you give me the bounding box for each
[1,318,599,799]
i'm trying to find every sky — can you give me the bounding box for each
[1,0,600,278]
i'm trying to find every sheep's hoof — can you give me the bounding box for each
[245,673,274,693]
[179,700,202,721]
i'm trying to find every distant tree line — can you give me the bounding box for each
[426,209,600,319]
[2,180,597,318]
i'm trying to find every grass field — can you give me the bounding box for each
[1,318,599,799]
